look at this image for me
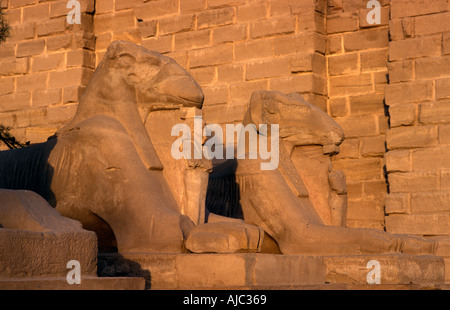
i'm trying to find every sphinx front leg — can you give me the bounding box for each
[185,220,264,253]
[92,163,189,254]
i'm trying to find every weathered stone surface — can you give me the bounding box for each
[386,214,450,235]
[0,189,97,279]
[385,193,410,214]
[390,0,448,18]
[411,147,450,171]
[97,253,445,289]
[389,35,442,61]
[0,276,145,290]
[411,192,450,213]
[388,60,414,83]
[344,28,389,52]
[326,13,358,34]
[389,104,416,127]
[323,254,445,285]
[385,81,434,105]
[388,172,439,193]
[186,221,264,253]
[328,53,359,76]
[385,2,450,246]
[386,126,438,149]
[332,158,382,181]
[0,189,83,232]
[420,101,450,124]
[329,74,373,96]
[99,253,326,289]
[0,228,97,278]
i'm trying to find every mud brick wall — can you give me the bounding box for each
[384,0,450,236]
[0,0,95,148]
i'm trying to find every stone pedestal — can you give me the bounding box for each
[0,228,97,279]
[98,253,446,290]
[0,228,145,290]
[0,276,145,290]
[99,253,326,289]
[323,254,445,285]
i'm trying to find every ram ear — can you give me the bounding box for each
[104,41,137,68]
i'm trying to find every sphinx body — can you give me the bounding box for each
[208,90,437,256]
[0,41,207,253]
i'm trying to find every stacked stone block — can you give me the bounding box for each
[326,0,390,230]
[384,0,450,281]
[385,0,450,236]
[0,0,95,149]
[93,0,327,128]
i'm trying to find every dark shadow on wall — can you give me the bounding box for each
[205,159,244,220]
[0,135,120,253]
[383,95,391,196]
[0,136,57,206]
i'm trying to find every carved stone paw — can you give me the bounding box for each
[185,221,264,254]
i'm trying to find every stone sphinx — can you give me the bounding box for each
[207,90,437,255]
[0,41,438,259]
[0,41,262,255]
[1,41,194,253]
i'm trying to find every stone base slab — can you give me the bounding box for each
[98,253,445,289]
[0,276,145,290]
[179,283,450,290]
[0,228,97,279]
[323,254,445,285]
[99,253,326,289]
